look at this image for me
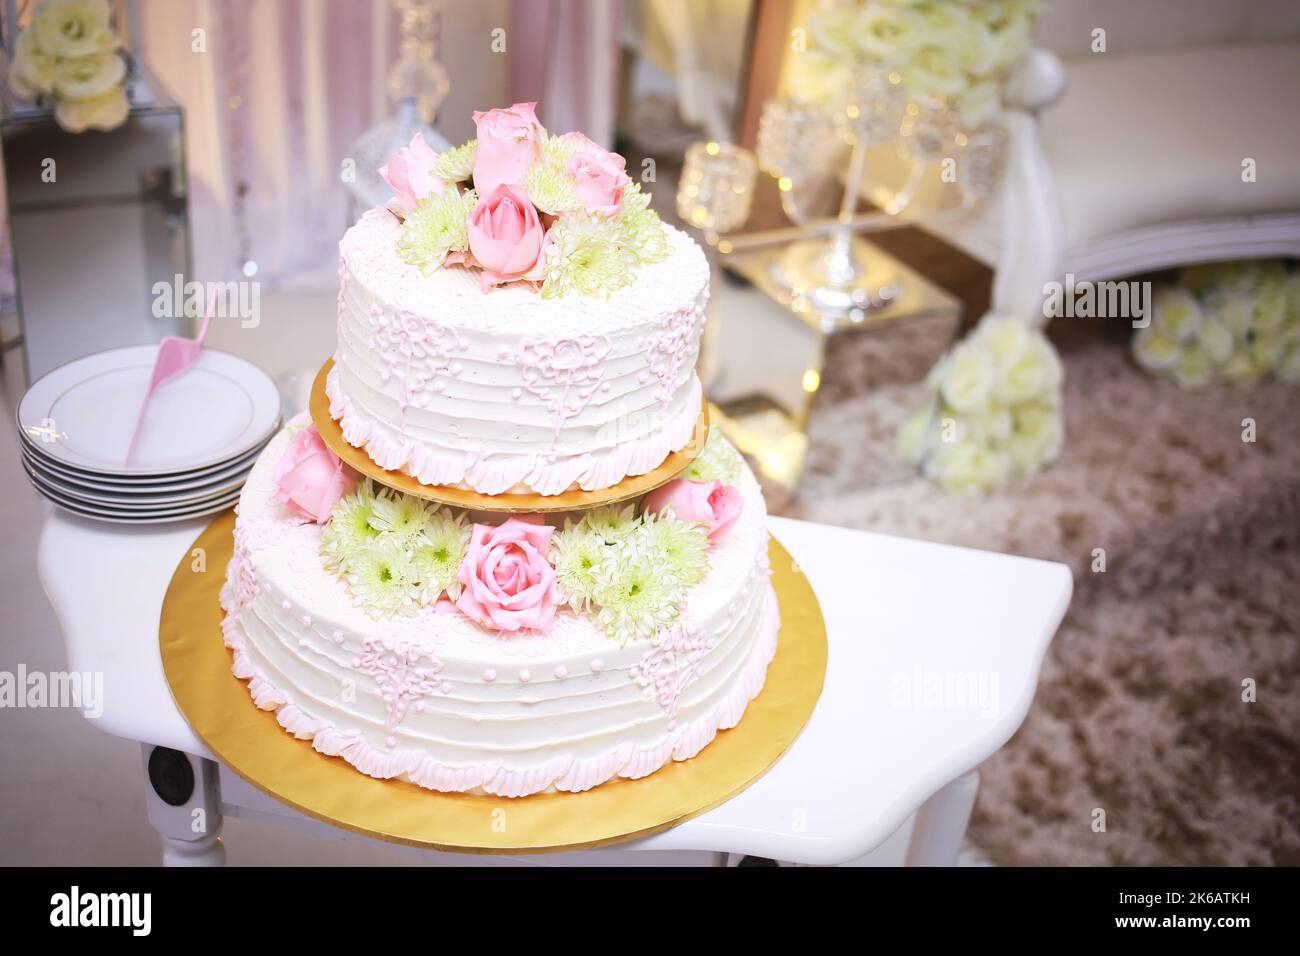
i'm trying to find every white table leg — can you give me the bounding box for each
[904,769,980,867]
[141,745,227,867]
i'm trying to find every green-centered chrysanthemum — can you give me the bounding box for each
[684,430,743,484]
[432,140,476,182]
[637,513,709,590]
[410,508,470,603]
[549,521,609,611]
[592,537,686,645]
[396,188,477,276]
[618,184,670,265]
[580,503,638,544]
[347,536,416,618]
[525,158,582,216]
[541,214,638,299]
[368,489,434,539]
[321,480,382,572]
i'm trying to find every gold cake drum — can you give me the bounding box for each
[309,360,710,514]
[159,511,828,854]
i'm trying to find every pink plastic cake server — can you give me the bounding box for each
[124,304,214,466]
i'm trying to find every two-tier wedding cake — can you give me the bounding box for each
[220,103,779,797]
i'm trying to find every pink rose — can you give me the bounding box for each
[561,132,631,215]
[466,183,547,290]
[643,478,743,542]
[471,102,544,196]
[273,425,357,524]
[456,516,560,633]
[377,133,447,215]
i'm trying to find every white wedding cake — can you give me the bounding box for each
[221,103,778,797]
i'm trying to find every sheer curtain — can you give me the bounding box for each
[138,0,389,289]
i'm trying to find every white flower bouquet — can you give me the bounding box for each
[789,0,1046,127]
[898,312,1064,494]
[7,0,130,134]
[1132,260,1300,388]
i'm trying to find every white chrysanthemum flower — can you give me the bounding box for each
[1253,277,1287,333]
[53,85,127,133]
[994,335,1062,405]
[347,537,416,618]
[1249,330,1285,373]
[369,489,433,539]
[410,509,470,603]
[619,185,671,264]
[857,5,923,66]
[938,340,996,414]
[432,140,476,181]
[1275,343,1300,384]
[1284,274,1300,324]
[1007,400,1064,474]
[1218,349,1264,386]
[895,408,933,467]
[525,158,583,216]
[1171,343,1214,389]
[1204,289,1255,338]
[1132,326,1182,372]
[396,188,476,275]
[580,503,638,543]
[1152,288,1203,342]
[34,0,118,58]
[923,437,1011,496]
[973,314,1029,367]
[1197,318,1234,364]
[52,50,125,99]
[321,482,382,572]
[549,521,608,611]
[637,513,709,590]
[592,537,685,645]
[8,29,58,97]
[541,214,638,299]
[684,430,744,484]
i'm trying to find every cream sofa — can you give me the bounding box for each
[924,0,1300,320]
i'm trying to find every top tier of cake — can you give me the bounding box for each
[327,208,710,496]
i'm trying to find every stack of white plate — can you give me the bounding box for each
[18,346,281,524]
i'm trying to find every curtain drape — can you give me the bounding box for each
[138,0,387,289]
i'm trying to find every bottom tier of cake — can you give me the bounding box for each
[220,425,779,797]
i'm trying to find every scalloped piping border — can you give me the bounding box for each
[218,586,779,799]
[325,364,703,496]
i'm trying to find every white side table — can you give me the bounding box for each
[38,511,1070,866]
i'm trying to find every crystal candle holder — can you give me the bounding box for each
[676,141,757,236]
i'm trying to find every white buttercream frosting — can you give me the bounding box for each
[221,427,778,797]
[329,208,712,494]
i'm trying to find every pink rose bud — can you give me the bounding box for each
[466,183,548,290]
[561,132,631,215]
[471,101,544,197]
[643,478,743,543]
[377,132,446,215]
[456,516,561,633]
[273,425,357,524]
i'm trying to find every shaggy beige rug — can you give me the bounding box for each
[787,323,1300,866]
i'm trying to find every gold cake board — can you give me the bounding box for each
[309,359,710,514]
[160,511,828,854]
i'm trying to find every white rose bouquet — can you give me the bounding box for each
[1132,260,1300,388]
[789,0,1047,127]
[898,312,1064,494]
[7,0,130,134]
